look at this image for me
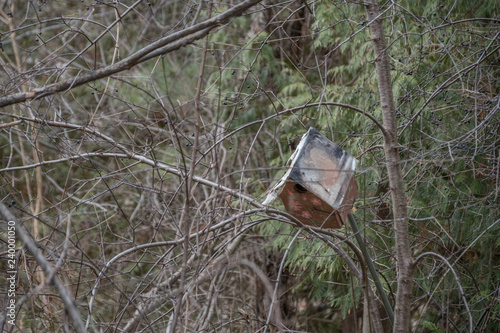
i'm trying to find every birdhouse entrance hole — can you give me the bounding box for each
[294,184,308,193]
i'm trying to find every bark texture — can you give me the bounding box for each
[365,1,413,332]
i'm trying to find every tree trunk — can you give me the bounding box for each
[365,1,413,332]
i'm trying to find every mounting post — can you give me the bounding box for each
[348,212,394,326]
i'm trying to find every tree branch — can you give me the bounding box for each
[0,203,87,333]
[0,116,262,207]
[365,0,413,331]
[0,0,262,109]
[414,252,473,332]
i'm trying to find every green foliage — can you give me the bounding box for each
[258,0,500,330]
[421,321,441,332]
[2,0,499,330]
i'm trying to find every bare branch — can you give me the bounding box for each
[414,251,473,332]
[0,203,86,333]
[0,0,262,109]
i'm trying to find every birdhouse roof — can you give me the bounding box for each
[262,128,358,209]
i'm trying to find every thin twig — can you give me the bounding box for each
[414,251,474,332]
[0,203,87,333]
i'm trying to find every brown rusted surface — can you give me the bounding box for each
[278,178,357,229]
[265,128,358,229]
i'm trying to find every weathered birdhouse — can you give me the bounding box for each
[263,128,358,229]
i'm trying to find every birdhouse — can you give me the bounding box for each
[263,128,358,229]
